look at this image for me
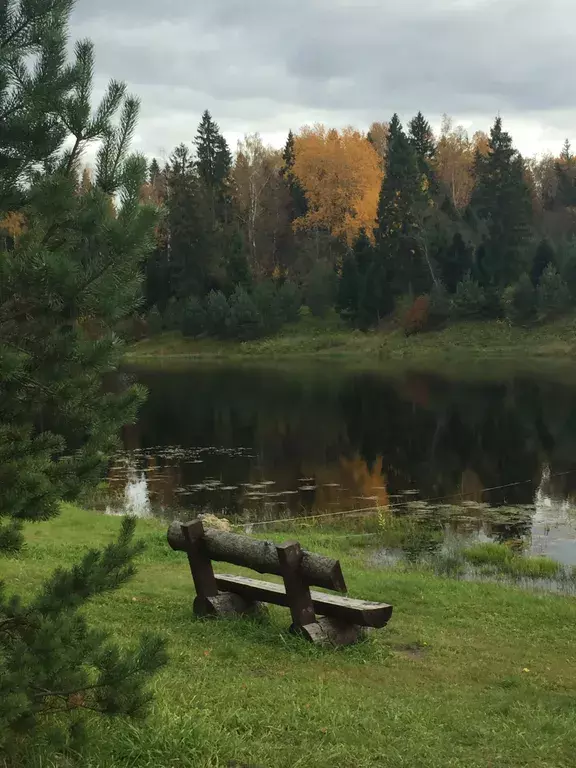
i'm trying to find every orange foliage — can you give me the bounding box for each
[402,295,430,336]
[0,211,26,240]
[291,125,383,246]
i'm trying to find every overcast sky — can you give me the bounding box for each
[70,0,576,160]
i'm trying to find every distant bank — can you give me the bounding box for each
[126,315,576,374]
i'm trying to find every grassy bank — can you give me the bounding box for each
[126,313,576,371]
[5,506,576,767]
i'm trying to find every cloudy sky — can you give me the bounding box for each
[70,0,575,160]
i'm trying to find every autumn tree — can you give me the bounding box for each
[291,125,383,247]
[435,115,475,209]
[367,121,389,169]
[233,133,283,276]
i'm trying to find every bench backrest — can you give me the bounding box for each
[167,520,347,593]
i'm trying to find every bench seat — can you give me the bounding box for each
[215,574,393,628]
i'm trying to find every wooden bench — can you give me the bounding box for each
[167,519,393,646]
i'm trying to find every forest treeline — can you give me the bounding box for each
[126,111,576,338]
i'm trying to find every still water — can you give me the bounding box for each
[111,364,576,565]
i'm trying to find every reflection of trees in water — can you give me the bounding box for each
[339,372,576,507]
[119,365,576,518]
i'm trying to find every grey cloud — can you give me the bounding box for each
[70,0,576,156]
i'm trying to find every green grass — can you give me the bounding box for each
[4,505,576,767]
[126,313,576,373]
[461,542,564,580]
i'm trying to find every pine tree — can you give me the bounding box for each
[0,0,166,753]
[408,111,437,191]
[471,117,532,288]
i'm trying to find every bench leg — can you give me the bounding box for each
[182,521,265,619]
[194,592,266,619]
[276,542,317,628]
[296,617,368,647]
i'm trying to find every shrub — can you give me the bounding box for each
[163,297,185,331]
[537,264,571,319]
[502,273,536,325]
[205,290,230,338]
[450,273,488,318]
[182,296,206,338]
[147,306,163,335]
[227,287,264,340]
[428,281,451,326]
[277,280,302,324]
[252,280,284,334]
[559,240,576,300]
[402,295,430,336]
[305,261,337,318]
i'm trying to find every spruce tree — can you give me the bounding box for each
[408,111,437,191]
[0,0,166,753]
[281,130,308,220]
[471,117,532,288]
[376,114,431,297]
[337,229,373,323]
[166,143,208,299]
[194,110,232,226]
[555,140,576,208]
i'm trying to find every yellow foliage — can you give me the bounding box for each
[0,211,26,240]
[291,125,383,246]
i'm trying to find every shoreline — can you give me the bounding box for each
[125,317,576,379]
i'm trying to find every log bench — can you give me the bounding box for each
[167,519,393,646]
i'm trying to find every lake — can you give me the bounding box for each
[110,363,576,566]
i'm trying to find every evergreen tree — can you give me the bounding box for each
[0,0,166,753]
[253,279,284,333]
[337,229,373,323]
[408,111,437,191]
[166,143,208,298]
[227,286,263,340]
[531,238,555,286]
[305,261,337,318]
[470,117,532,288]
[537,264,571,318]
[194,110,232,226]
[376,114,431,297]
[149,157,161,183]
[555,140,576,208]
[281,130,308,221]
[277,280,302,324]
[451,274,488,318]
[204,289,230,338]
[502,273,536,324]
[182,296,206,337]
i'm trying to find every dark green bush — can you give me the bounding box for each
[227,287,264,340]
[204,290,230,338]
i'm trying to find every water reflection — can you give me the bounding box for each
[110,365,576,563]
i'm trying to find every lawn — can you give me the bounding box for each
[3,505,576,768]
[126,313,576,374]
